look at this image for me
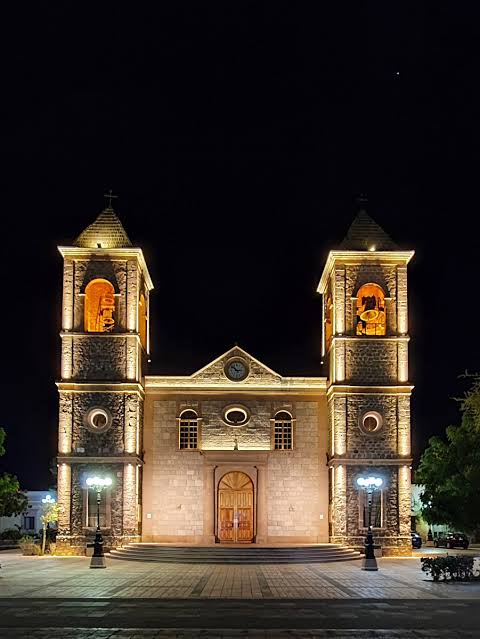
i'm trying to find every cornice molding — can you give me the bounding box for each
[58,246,154,291]
[317,249,415,293]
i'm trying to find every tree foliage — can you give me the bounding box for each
[0,427,28,517]
[0,473,28,517]
[416,374,480,534]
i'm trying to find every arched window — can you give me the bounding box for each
[139,293,147,349]
[355,283,386,336]
[179,410,199,449]
[84,279,115,333]
[273,411,293,450]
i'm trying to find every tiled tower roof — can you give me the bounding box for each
[74,207,132,249]
[340,209,399,251]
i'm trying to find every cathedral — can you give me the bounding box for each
[56,203,413,556]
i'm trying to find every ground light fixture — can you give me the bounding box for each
[85,476,112,568]
[356,475,384,571]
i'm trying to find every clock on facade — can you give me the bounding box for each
[225,358,249,381]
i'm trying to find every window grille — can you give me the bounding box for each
[274,411,293,450]
[179,410,199,449]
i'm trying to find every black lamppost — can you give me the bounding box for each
[86,476,112,569]
[356,475,384,571]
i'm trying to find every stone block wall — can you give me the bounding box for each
[345,395,399,459]
[72,337,127,380]
[267,401,326,541]
[142,395,329,544]
[345,341,398,385]
[201,399,272,450]
[56,463,126,554]
[335,464,411,555]
[143,400,204,541]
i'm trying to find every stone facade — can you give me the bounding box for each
[320,245,414,556]
[56,225,152,554]
[142,386,329,544]
[56,207,413,556]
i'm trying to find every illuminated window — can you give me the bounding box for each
[360,490,383,528]
[139,293,147,349]
[179,410,199,449]
[84,279,115,333]
[356,283,386,336]
[85,489,110,528]
[274,411,293,450]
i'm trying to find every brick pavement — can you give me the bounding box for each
[1,552,480,600]
[1,552,480,637]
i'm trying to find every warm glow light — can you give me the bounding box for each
[84,279,115,332]
[369,245,376,252]
[356,476,383,488]
[356,283,386,336]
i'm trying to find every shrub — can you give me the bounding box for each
[19,535,41,556]
[48,542,57,555]
[0,528,21,541]
[421,555,479,581]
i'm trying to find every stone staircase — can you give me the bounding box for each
[108,543,362,564]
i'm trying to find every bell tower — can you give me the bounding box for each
[318,202,414,555]
[56,202,153,554]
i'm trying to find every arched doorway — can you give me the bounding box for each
[218,471,254,543]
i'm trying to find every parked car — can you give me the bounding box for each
[411,532,422,549]
[434,533,469,549]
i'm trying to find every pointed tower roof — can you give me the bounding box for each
[74,207,132,249]
[340,198,399,251]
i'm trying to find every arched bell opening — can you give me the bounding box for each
[84,279,116,333]
[355,283,386,336]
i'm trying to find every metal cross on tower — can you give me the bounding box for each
[104,189,118,208]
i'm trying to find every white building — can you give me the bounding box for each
[0,490,57,536]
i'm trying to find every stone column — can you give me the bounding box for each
[122,463,138,543]
[56,463,72,553]
[397,465,412,554]
[126,260,138,332]
[397,265,408,335]
[62,259,74,331]
[203,464,216,544]
[256,465,267,544]
[332,464,347,542]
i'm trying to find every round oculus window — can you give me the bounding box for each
[359,411,383,434]
[85,407,112,433]
[223,406,250,427]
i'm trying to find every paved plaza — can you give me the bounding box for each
[1,550,480,600]
[1,550,480,637]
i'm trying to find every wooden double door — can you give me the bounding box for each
[218,471,254,543]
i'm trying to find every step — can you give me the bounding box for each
[108,543,362,564]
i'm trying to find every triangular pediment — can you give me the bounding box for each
[191,346,282,384]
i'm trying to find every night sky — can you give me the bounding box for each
[1,4,478,488]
